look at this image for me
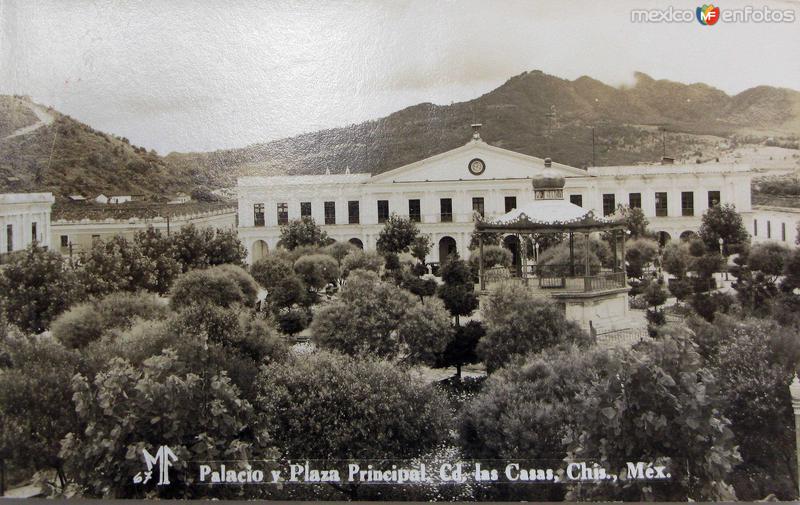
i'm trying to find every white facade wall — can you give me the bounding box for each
[750,206,800,245]
[51,208,237,256]
[0,192,55,254]
[237,139,755,263]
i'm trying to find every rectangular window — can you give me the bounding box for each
[681,191,694,217]
[782,222,787,242]
[504,196,517,213]
[440,198,452,223]
[91,235,101,244]
[767,220,772,239]
[408,199,421,222]
[6,224,12,252]
[569,194,583,207]
[60,235,69,248]
[300,201,312,218]
[655,192,668,217]
[708,191,721,208]
[629,193,642,209]
[754,219,758,236]
[277,202,288,225]
[253,203,265,227]
[602,194,615,216]
[348,200,360,224]
[377,200,389,223]
[31,222,37,243]
[472,197,485,218]
[324,201,336,225]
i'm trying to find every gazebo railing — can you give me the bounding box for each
[481,266,626,293]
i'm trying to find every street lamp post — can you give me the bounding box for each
[789,374,800,498]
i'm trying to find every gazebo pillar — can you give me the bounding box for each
[621,230,627,277]
[479,233,485,291]
[569,232,575,277]
[584,232,591,277]
[612,230,618,272]
[520,234,528,282]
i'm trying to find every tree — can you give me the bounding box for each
[254,351,450,499]
[569,335,741,501]
[78,235,157,296]
[747,241,790,285]
[250,254,294,290]
[436,320,485,380]
[459,345,609,501]
[662,241,692,279]
[52,291,168,349]
[206,228,247,266]
[133,227,181,294]
[0,334,81,486]
[620,206,649,238]
[477,283,589,372]
[293,254,340,291]
[376,214,420,255]
[410,235,431,264]
[624,238,659,279]
[311,270,452,365]
[61,351,257,498]
[171,224,216,271]
[170,266,257,311]
[643,278,668,333]
[781,247,800,292]
[277,217,329,250]
[467,245,512,277]
[340,249,383,278]
[323,242,356,264]
[275,305,311,336]
[436,257,479,325]
[0,244,79,333]
[698,204,750,255]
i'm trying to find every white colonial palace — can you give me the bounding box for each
[0,192,55,259]
[237,130,754,264]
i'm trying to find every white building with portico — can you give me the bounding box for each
[0,192,55,260]
[237,128,753,264]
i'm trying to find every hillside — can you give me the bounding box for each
[2,70,800,198]
[0,96,194,198]
[166,71,800,183]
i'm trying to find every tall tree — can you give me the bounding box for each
[436,256,479,326]
[77,235,158,297]
[698,204,750,255]
[277,217,329,250]
[0,244,79,333]
[376,215,420,255]
[133,226,181,294]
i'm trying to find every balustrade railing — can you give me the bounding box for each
[481,267,626,293]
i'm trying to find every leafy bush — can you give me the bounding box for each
[568,335,741,501]
[52,291,168,349]
[61,350,257,498]
[293,254,340,290]
[170,265,257,310]
[0,334,81,482]
[477,283,589,372]
[311,270,452,365]
[340,249,383,278]
[254,351,450,499]
[0,244,80,334]
[250,254,294,290]
[277,217,329,250]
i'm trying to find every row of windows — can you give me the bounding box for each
[593,190,721,217]
[4,222,38,253]
[253,196,520,227]
[753,219,789,241]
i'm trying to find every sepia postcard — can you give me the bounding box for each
[1,0,800,501]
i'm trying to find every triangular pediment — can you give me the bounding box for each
[367,140,587,184]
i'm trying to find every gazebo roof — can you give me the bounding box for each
[476,199,625,233]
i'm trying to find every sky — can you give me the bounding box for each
[1,0,799,154]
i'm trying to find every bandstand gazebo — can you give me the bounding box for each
[475,176,631,333]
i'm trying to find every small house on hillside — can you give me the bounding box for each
[168,192,191,204]
[108,195,132,204]
[67,194,86,202]
[95,194,109,204]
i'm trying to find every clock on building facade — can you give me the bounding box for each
[468,158,485,176]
